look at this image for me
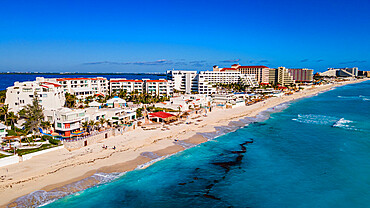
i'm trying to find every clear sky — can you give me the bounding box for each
[0,0,369,73]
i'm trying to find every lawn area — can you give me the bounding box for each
[16,144,59,156]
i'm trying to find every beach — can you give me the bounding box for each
[0,79,368,207]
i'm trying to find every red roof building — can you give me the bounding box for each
[149,111,177,122]
[110,79,143,83]
[237,66,268,69]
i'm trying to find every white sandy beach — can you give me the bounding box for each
[0,78,368,207]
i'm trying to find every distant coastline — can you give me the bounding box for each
[0,72,166,75]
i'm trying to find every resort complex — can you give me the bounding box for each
[0,64,368,207]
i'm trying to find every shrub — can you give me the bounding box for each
[48,138,60,145]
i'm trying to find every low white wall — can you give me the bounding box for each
[21,146,64,161]
[0,155,19,167]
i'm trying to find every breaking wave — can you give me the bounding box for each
[338,95,370,101]
[10,172,124,208]
[293,114,360,131]
[332,118,358,131]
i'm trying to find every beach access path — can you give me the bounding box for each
[0,78,368,207]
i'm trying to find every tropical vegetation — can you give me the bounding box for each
[0,90,6,103]
[21,93,44,134]
[110,90,170,104]
[65,92,77,108]
[213,83,248,92]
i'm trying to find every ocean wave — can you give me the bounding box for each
[10,172,124,208]
[292,114,339,125]
[135,155,169,170]
[292,114,360,131]
[332,118,359,131]
[337,95,370,101]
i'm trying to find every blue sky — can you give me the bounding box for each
[0,0,369,73]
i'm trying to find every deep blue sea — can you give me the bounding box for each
[29,81,370,207]
[0,74,165,91]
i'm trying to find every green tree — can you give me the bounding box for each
[65,93,77,108]
[89,120,97,131]
[41,120,52,131]
[82,121,89,131]
[0,90,6,103]
[22,93,44,134]
[99,117,107,128]
[136,108,143,117]
[0,104,9,124]
[84,95,94,105]
[7,111,18,127]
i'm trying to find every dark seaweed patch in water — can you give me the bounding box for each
[189,139,254,202]
[176,139,254,203]
[198,139,254,201]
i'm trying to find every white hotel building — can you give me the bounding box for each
[38,77,109,100]
[5,80,65,113]
[109,79,144,94]
[109,79,173,96]
[167,69,258,95]
[144,79,173,96]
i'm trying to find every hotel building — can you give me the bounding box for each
[197,71,257,94]
[38,77,109,100]
[166,70,198,94]
[167,69,258,95]
[109,79,144,94]
[217,64,270,83]
[320,67,358,77]
[287,68,314,83]
[54,108,87,136]
[269,67,295,86]
[5,81,65,113]
[144,79,173,96]
[109,79,173,96]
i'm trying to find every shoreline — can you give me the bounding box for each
[1,78,369,207]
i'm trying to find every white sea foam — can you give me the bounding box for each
[293,115,360,131]
[332,118,358,131]
[292,114,339,125]
[135,156,168,170]
[11,171,125,208]
[337,95,370,101]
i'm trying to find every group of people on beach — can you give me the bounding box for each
[102,145,116,150]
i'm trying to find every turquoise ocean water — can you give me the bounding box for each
[35,81,370,207]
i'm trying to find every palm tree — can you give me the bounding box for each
[41,120,52,132]
[99,118,107,129]
[106,119,112,127]
[7,112,18,127]
[0,104,9,125]
[65,93,77,108]
[22,93,44,134]
[0,90,6,103]
[84,96,94,105]
[89,120,96,131]
[82,121,89,132]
